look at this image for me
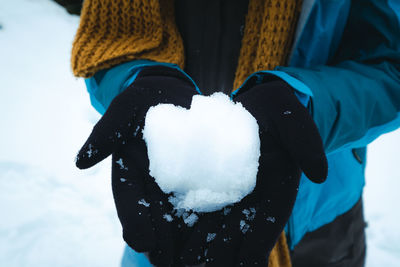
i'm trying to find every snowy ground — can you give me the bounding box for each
[364,132,400,266]
[0,0,399,266]
[0,1,123,266]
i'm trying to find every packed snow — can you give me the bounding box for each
[0,0,399,266]
[143,93,260,212]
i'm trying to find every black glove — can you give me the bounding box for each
[180,80,328,266]
[75,66,198,266]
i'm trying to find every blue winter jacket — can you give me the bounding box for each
[84,0,400,250]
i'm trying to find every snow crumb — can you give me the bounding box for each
[86,143,97,158]
[138,199,150,207]
[133,126,141,137]
[206,233,217,242]
[174,208,185,218]
[163,214,173,222]
[120,178,126,182]
[283,110,292,115]
[240,220,250,234]
[115,158,128,170]
[184,213,199,227]
[266,216,276,223]
[223,207,231,215]
[143,93,260,212]
[242,208,256,221]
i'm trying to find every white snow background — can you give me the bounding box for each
[0,0,399,266]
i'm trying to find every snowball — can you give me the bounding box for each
[142,93,260,212]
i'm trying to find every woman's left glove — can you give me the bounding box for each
[75,66,198,266]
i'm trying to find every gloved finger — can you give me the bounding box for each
[145,177,176,266]
[112,149,156,252]
[204,205,253,267]
[181,211,225,265]
[261,82,328,183]
[235,81,328,183]
[76,93,141,169]
[270,88,327,183]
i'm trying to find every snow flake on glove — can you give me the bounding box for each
[133,125,141,137]
[266,216,276,223]
[206,233,217,242]
[240,220,250,234]
[115,158,128,170]
[163,214,173,222]
[138,198,150,207]
[86,143,98,158]
[223,207,232,215]
[242,207,256,221]
[183,213,199,227]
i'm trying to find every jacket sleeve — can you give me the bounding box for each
[272,0,400,154]
[85,60,200,115]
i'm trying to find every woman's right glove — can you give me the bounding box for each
[75,66,198,266]
[180,80,328,266]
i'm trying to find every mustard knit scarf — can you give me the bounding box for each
[72,0,301,266]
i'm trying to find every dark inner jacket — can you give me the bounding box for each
[175,0,249,95]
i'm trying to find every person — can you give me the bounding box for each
[65,0,400,266]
